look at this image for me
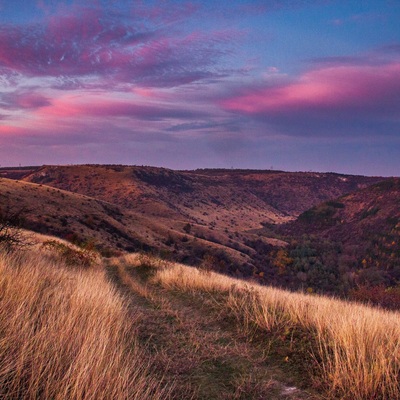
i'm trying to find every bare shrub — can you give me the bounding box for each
[0,205,31,251]
[41,239,99,267]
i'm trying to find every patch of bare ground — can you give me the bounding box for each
[105,255,317,399]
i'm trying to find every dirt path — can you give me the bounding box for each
[106,261,318,400]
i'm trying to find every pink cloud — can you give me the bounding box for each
[35,94,207,121]
[221,62,400,117]
[0,125,25,136]
[0,8,144,77]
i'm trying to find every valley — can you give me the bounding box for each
[1,164,390,290]
[1,164,400,399]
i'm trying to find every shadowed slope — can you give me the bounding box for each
[276,178,400,290]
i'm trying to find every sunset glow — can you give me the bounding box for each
[0,0,399,175]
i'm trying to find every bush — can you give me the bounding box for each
[42,240,98,268]
[349,285,400,310]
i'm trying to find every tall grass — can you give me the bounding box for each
[154,262,400,399]
[0,250,163,399]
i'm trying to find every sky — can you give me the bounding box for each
[0,0,399,176]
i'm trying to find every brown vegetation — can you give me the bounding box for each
[2,165,398,304]
[1,164,399,398]
[273,178,400,295]
[106,253,314,399]
[23,165,382,229]
[3,164,386,280]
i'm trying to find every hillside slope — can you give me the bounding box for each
[288,178,400,240]
[264,179,400,294]
[23,165,382,229]
[1,164,386,279]
[0,177,155,254]
[0,177,255,267]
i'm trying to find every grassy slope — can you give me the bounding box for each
[1,242,399,399]
[0,177,211,258]
[0,249,167,399]
[106,254,316,400]
[0,176,255,268]
[108,253,400,400]
[0,177,141,250]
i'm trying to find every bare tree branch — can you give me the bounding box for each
[0,204,31,251]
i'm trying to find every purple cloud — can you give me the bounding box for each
[36,94,210,121]
[0,5,239,89]
[0,91,51,110]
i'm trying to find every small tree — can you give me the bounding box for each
[0,205,30,251]
[183,223,192,234]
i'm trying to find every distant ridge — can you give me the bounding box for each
[2,164,394,292]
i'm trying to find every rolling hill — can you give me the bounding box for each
[22,165,382,227]
[1,165,387,279]
[272,178,400,292]
[0,177,146,254]
[2,164,400,399]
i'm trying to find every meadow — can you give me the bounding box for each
[0,245,399,399]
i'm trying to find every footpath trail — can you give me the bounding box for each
[106,260,319,400]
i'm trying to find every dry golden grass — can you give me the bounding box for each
[0,250,164,400]
[3,243,399,399]
[154,261,400,400]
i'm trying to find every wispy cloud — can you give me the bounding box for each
[36,94,209,121]
[0,91,51,110]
